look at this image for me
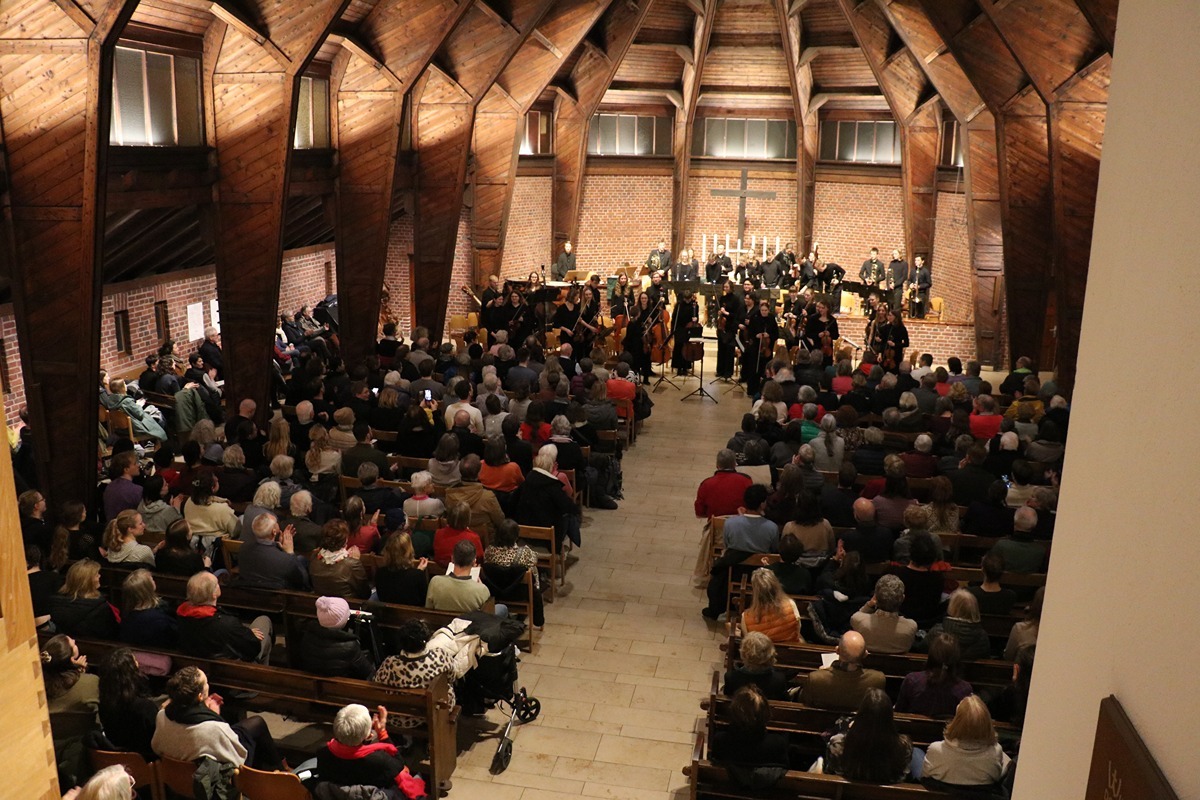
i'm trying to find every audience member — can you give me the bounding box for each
[989,507,1047,574]
[373,531,430,606]
[722,632,790,700]
[851,574,918,654]
[799,631,886,711]
[297,596,376,680]
[709,686,790,773]
[237,512,307,591]
[426,540,495,614]
[118,569,177,648]
[824,688,913,783]
[175,572,273,663]
[739,568,803,643]
[49,560,118,640]
[895,632,974,718]
[1004,587,1044,660]
[309,520,371,600]
[97,648,158,759]
[445,455,504,541]
[922,695,1012,790]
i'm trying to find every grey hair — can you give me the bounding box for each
[270,454,294,479]
[551,415,572,436]
[1014,506,1038,532]
[410,470,433,494]
[820,414,837,434]
[874,574,906,612]
[252,512,278,541]
[716,448,737,470]
[222,444,246,469]
[802,403,818,421]
[357,460,380,484]
[290,490,313,516]
[914,434,933,453]
[77,764,134,800]
[796,443,815,466]
[534,444,558,472]
[797,385,817,403]
[864,427,885,445]
[252,481,281,509]
[332,703,373,746]
[898,392,918,411]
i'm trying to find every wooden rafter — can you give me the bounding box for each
[671,0,718,260]
[774,0,817,251]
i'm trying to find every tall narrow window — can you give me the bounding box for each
[114,311,132,355]
[520,110,553,155]
[940,120,965,167]
[294,76,331,149]
[110,45,203,146]
[154,301,170,342]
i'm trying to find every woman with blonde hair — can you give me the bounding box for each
[925,589,991,660]
[119,569,177,648]
[305,424,343,476]
[329,407,358,451]
[102,509,155,566]
[739,568,803,643]
[264,418,297,462]
[723,631,789,700]
[921,695,1011,788]
[373,530,429,606]
[49,560,118,639]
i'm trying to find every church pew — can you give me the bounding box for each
[683,729,951,800]
[50,633,458,791]
[721,635,1014,691]
[865,563,1047,590]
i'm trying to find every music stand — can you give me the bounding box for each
[681,339,717,404]
[650,349,680,393]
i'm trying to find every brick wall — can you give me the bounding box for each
[501,176,552,281]
[577,173,673,272]
[901,318,977,365]
[446,207,474,323]
[930,191,973,325]
[685,173,798,259]
[0,246,335,426]
[813,181,906,270]
[383,215,415,335]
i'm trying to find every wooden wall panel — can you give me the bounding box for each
[1,0,135,510]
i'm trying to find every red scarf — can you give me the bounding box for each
[325,738,398,759]
[176,602,218,619]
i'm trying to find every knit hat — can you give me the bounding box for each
[316,596,351,629]
[202,443,224,464]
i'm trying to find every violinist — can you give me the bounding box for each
[623,292,654,381]
[803,299,840,367]
[610,274,633,319]
[671,289,702,376]
[575,280,603,350]
[552,290,583,350]
[715,280,741,379]
[740,299,778,396]
[506,290,533,343]
[480,291,507,347]
[799,250,819,289]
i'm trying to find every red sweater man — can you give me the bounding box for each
[695,452,753,519]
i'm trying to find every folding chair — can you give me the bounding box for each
[154,755,198,800]
[235,765,312,800]
[89,749,158,800]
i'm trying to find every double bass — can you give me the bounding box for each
[644,297,672,364]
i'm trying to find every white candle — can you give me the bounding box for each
[737,239,742,256]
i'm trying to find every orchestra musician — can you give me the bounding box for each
[553,241,576,281]
[481,274,502,307]
[813,260,845,312]
[646,270,668,308]
[739,298,778,396]
[552,289,583,350]
[480,290,508,347]
[623,292,654,381]
[881,308,910,371]
[707,243,732,283]
[671,288,702,376]
[715,279,741,379]
[859,247,886,288]
[799,250,819,289]
[887,249,909,314]
[672,249,700,283]
[610,273,634,319]
[803,299,840,367]
[911,255,932,318]
[505,289,534,344]
[647,239,671,274]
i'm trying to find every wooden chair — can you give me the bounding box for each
[559,468,581,506]
[235,765,312,800]
[927,297,945,321]
[89,749,159,800]
[481,566,537,652]
[372,429,399,446]
[388,454,431,478]
[614,399,635,446]
[519,524,561,602]
[221,538,243,574]
[155,755,199,799]
[338,474,362,505]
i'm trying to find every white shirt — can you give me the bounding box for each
[443,401,484,434]
[911,366,933,381]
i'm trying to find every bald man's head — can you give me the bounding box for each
[453,409,471,428]
[853,498,876,523]
[1013,506,1037,534]
[837,631,867,667]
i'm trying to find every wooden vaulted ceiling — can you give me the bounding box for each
[0,0,1116,506]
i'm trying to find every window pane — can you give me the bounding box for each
[705,118,724,156]
[598,114,616,153]
[655,116,672,156]
[539,111,552,153]
[115,47,147,145]
[854,122,875,161]
[836,122,855,161]
[146,52,175,145]
[819,120,837,160]
[174,56,203,146]
[588,116,600,154]
[311,78,330,148]
[725,119,746,158]
[692,116,706,156]
[616,115,636,155]
[636,116,654,155]
[295,77,313,148]
[766,120,786,159]
[875,121,894,162]
[745,119,767,158]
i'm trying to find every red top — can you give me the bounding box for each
[347,524,381,554]
[832,376,853,396]
[607,378,638,417]
[695,470,753,519]
[433,526,484,568]
[969,413,1003,440]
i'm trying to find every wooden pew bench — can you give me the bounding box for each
[53,634,458,790]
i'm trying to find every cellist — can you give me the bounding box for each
[671,288,702,376]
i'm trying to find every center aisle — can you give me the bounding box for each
[450,373,749,800]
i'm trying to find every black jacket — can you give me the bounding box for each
[515,470,577,532]
[236,538,309,590]
[48,594,118,640]
[296,620,375,680]
[176,605,262,661]
[316,745,407,791]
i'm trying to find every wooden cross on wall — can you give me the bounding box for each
[710,168,778,244]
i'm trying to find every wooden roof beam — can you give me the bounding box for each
[208,1,290,68]
[775,0,818,251]
[789,0,814,15]
[529,28,563,59]
[797,44,858,67]
[632,41,694,65]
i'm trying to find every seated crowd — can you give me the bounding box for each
[695,350,1062,794]
[26,318,654,796]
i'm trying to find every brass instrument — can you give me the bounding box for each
[649,253,662,272]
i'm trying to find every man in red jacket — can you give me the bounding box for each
[693,449,753,587]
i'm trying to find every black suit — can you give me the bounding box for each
[887,258,909,311]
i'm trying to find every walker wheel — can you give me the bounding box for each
[516,697,541,723]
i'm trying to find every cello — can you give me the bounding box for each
[645,298,672,365]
